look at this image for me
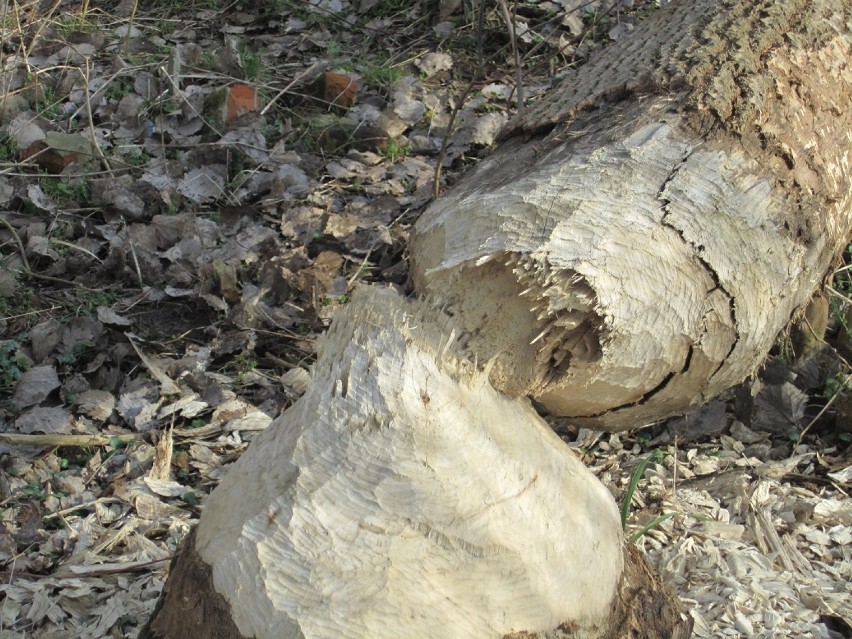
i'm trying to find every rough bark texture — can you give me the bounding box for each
[143,287,687,639]
[140,527,246,639]
[411,0,852,430]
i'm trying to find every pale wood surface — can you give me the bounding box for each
[194,287,625,638]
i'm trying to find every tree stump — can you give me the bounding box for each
[141,288,687,638]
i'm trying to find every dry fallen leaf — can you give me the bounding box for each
[75,390,116,421]
[15,406,71,435]
[12,364,60,409]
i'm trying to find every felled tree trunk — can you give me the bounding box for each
[411,0,852,430]
[141,288,687,639]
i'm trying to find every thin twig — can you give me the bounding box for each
[3,557,173,582]
[19,0,66,75]
[0,217,31,272]
[50,238,102,262]
[497,0,524,122]
[262,62,324,116]
[432,80,476,199]
[124,0,140,56]
[796,373,850,445]
[827,284,852,307]
[346,248,374,290]
[672,435,679,500]
[121,216,146,288]
[83,59,114,177]
[42,497,124,519]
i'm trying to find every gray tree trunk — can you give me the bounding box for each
[412,0,852,430]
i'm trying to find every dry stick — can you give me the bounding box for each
[0,432,145,447]
[124,0,139,56]
[262,62,325,116]
[792,315,851,447]
[0,306,60,322]
[2,557,172,582]
[0,426,241,449]
[83,59,114,177]
[433,53,494,201]
[432,83,470,198]
[346,247,374,290]
[796,373,849,446]
[0,1,10,62]
[67,66,132,123]
[827,284,852,307]
[497,0,524,122]
[475,0,487,62]
[55,556,173,578]
[432,1,498,198]
[42,497,125,520]
[154,61,227,143]
[50,238,102,262]
[121,215,146,289]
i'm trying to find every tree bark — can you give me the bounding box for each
[141,288,687,639]
[411,0,852,430]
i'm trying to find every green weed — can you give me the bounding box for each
[0,287,33,319]
[181,492,199,506]
[55,15,96,38]
[829,244,851,331]
[40,178,90,206]
[379,137,411,162]
[30,86,64,121]
[239,44,262,81]
[106,81,134,101]
[226,351,258,385]
[0,131,17,161]
[22,482,45,499]
[123,148,152,167]
[0,339,30,392]
[824,375,846,400]
[260,118,286,146]
[621,449,672,542]
[320,294,350,306]
[109,436,131,450]
[76,287,120,310]
[361,0,411,18]
[60,340,94,366]
[325,38,344,58]
[628,512,676,543]
[360,55,403,90]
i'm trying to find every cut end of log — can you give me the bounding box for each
[506,251,604,370]
[419,250,606,400]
